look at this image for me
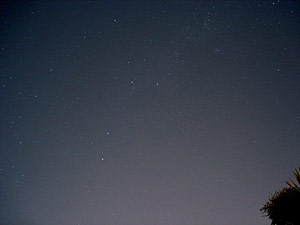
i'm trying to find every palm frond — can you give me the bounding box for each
[293,168,300,184]
[286,167,300,191]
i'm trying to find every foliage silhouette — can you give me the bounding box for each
[261,167,300,225]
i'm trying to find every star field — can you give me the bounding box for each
[0,1,300,225]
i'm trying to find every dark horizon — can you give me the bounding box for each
[1,1,300,225]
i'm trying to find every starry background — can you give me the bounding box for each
[0,1,300,225]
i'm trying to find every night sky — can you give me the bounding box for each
[1,1,300,225]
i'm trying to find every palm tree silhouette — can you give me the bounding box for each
[261,167,300,225]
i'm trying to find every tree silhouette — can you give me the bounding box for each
[261,167,300,225]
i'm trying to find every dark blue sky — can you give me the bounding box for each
[1,1,300,225]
